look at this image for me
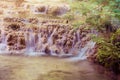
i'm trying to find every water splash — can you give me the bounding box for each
[68,41,96,61]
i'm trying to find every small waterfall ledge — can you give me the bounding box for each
[0,17,96,59]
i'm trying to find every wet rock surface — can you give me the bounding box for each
[0,17,94,55]
[0,0,95,57]
[0,17,95,57]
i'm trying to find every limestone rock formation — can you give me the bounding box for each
[0,17,94,57]
[33,4,70,16]
[0,0,96,58]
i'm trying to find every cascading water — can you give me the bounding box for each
[0,17,96,60]
[47,27,58,56]
[36,32,47,56]
[0,29,8,53]
[68,41,96,61]
[0,19,9,54]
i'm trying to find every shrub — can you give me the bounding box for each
[93,29,120,74]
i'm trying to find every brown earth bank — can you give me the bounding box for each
[0,55,117,80]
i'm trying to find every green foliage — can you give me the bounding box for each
[65,0,120,73]
[64,0,117,29]
[72,21,83,29]
[89,0,120,74]
[95,0,120,18]
[63,12,75,21]
[93,29,120,74]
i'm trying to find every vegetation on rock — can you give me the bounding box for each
[62,0,120,74]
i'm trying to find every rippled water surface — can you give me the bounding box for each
[0,55,113,80]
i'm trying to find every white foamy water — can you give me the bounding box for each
[68,41,96,61]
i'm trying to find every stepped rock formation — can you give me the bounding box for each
[1,0,70,16]
[0,17,95,58]
[0,0,95,59]
[33,4,70,16]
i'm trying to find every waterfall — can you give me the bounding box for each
[24,28,37,56]
[0,17,96,60]
[68,41,96,61]
[0,31,8,54]
[36,33,47,56]
[0,20,9,54]
[48,28,57,56]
